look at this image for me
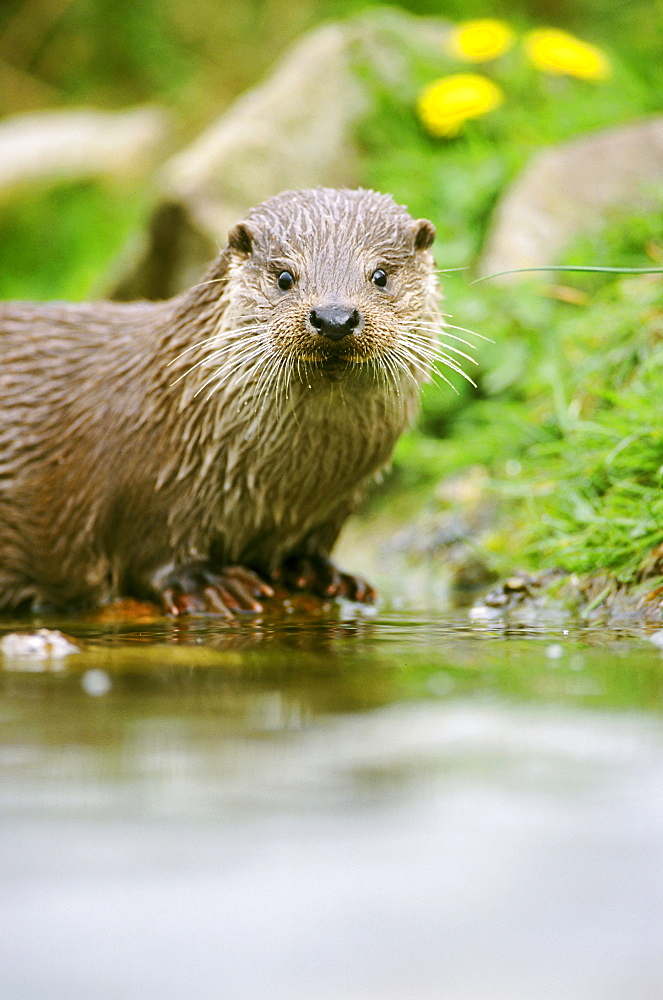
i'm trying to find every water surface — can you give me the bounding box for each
[2,610,662,999]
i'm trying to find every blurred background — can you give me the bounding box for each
[0,0,662,593]
[1,0,657,119]
[0,0,660,121]
[1,0,661,295]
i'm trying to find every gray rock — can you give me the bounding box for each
[478,116,663,282]
[0,107,170,193]
[1,628,82,668]
[113,9,450,300]
[162,23,367,250]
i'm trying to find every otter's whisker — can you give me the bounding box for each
[415,326,487,352]
[249,365,271,415]
[370,354,398,416]
[185,276,226,291]
[261,353,286,412]
[253,349,286,413]
[189,342,268,390]
[384,351,417,391]
[171,338,267,388]
[170,335,267,384]
[262,354,280,407]
[277,357,293,413]
[406,334,478,367]
[438,322,492,342]
[394,348,460,393]
[167,323,269,366]
[197,344,269,399]
[432,358,477,388]
[424,348,477,385]
[398,339,477,388]
[274,356,295,420]
[224,348,276,394]
[197,344,265,373]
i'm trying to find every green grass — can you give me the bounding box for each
[389,224,663,579]
[516,272,663,578]
[0,180,150,301]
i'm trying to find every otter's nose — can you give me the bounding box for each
[309,305,361,341]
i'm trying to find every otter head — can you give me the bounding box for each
[223,188,439,381]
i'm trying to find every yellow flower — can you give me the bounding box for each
[447,19,515,62]
[524,28,611,80]
[417,74,504,138]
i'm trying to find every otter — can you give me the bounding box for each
[0,187,451,616]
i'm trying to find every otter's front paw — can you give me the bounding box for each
[157,562,273,618]
[273,555,375,603]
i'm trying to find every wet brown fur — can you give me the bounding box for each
[0,187,442,611]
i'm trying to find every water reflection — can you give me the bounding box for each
[1,611,663,998]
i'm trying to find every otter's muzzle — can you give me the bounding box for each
[309,305,362,342]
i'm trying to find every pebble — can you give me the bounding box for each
[0,628,82,670]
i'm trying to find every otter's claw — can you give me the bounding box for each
[158,562,273,618]
[274,555,375,603]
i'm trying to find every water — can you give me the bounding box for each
[2,609,663,1000]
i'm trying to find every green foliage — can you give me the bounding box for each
[0,181,150,300]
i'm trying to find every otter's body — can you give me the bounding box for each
[0,188,442,613]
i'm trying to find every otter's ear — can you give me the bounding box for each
[227,222,254,257]
[413,218,436,252]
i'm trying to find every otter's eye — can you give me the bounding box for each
[277,271,295,291]
[371,268,388,288]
